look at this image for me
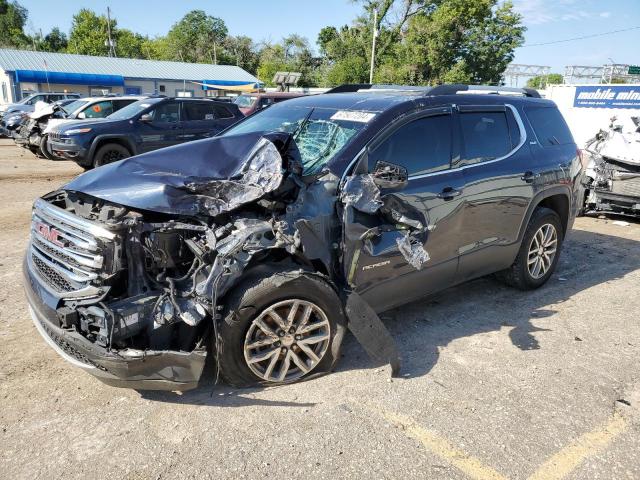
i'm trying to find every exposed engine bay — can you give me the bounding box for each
[25,130,432,389]
[584,116,640,215]
[14,102,65,155]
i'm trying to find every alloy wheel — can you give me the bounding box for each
[243,299,331,383]
[527,223,558,279]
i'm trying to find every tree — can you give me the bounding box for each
[0,0,28,48]
[318,0,525,87]
[526,73,563,89]
[164,10,228,63]
[224,35,259,73]
[41,27,67,52]
[116,29,145,58]
[67,9,112,56]
[256,35,317,86]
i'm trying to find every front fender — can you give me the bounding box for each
[88,134,138,159]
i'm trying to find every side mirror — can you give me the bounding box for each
[371,160,408,189]
[139,113,153,122]
[77,111,86,119]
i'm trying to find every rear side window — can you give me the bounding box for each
[458,111,512,166]
[112,99,136,110]
[213,104,234,119]
[525,106,574,146]
[370,114,452,176]
[183,102,218,121]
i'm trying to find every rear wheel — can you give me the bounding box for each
[497,207,563,290]
[217,268,346,387]
[93,143,130,168]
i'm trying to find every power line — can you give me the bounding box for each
[521,25,640,47]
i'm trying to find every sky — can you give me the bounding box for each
[17,0,640,76]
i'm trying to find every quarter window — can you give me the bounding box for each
[183,102,217,121]
[458,111,512,166]
[370,114,452,176]
[525,106,574,146]
[213,104,233,119]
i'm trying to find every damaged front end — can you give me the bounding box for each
[584,116,640,215]
[24,119,422,390]
[24,132,309,390]
[14,103,62,154]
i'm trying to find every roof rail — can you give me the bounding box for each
[324,83,372,94]
[431,84,541,98]
[325,83,542,98]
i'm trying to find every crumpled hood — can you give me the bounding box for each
[64,131,290,217]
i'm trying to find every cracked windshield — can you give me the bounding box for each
[224,105,369,174]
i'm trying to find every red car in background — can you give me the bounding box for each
[233,92,305,116]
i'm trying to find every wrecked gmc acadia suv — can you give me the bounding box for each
[23,84,582,390]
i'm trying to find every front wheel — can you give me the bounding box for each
[217,268,346,387]
[93,143,130,168]
[38,134,56,160]
[496,207,563,290]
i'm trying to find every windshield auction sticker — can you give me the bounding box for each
[330,110,376,123]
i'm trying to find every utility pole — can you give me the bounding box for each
[369,8,378,84]
[106,7,117,57]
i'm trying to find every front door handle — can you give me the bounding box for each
[521,171,538,183]
[437,186,462,199]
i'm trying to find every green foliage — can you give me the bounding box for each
[319,0,525,87]
[0,0,28,48]
[41,27,67,52]
[256,35,317,87]
[526,73,563,88]
[67,9,112,56]
[224,35,259,72]
[164,10,228,63]
[116,29,146,59]
[0,0,525,90]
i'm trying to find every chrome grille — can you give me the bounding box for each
[29,198,116,299]
[611,176,640,198]
[48,131,62,142]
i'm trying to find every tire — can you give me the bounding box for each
[93,143,130,168]
[217,267,346,387]
[496,207,563,290]
[38,134,56,160]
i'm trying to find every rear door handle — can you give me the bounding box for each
[437,186,462,199]
[521,171,538,183]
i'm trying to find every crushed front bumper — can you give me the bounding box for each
[592,189,640,214]
[23,256,207,391]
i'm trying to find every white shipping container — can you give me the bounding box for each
[545,84,640,147]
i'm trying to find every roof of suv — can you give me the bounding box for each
[76,96,147,102]
[282,90,556,113]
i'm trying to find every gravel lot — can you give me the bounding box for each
[1,140,639,479]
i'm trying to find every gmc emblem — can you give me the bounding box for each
[34,222,65,247]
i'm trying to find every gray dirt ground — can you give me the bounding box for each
[0,139,638,479]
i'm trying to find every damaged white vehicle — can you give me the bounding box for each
[23,85,582,390]
[583,115,640,215]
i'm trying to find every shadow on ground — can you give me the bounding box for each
[141,227,640,405]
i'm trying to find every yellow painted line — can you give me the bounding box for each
[529,413,628,480]
[360,403,508,480]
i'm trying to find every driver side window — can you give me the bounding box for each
[370,114,452,177]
